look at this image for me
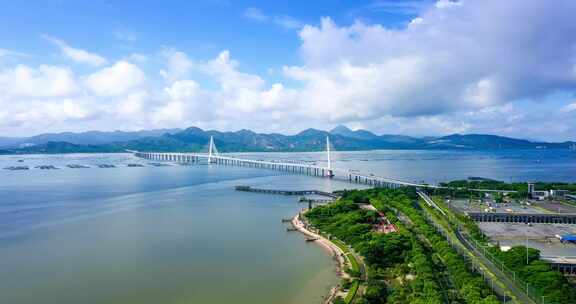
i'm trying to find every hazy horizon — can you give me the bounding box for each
[1,124,575,144]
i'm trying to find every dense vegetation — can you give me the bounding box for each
[438,180,576,198]
[371,189,500,304]
[305,188,500,303]
[486,246,576,304]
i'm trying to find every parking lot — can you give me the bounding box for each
[479,222,576,256]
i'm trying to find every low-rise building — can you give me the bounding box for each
[550,189,569,198]
[531,190,549,200]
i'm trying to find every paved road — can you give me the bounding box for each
[454,229,536,304]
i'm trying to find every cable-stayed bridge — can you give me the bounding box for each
[130,136,439,189]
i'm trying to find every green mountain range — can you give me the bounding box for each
[1,126,574,154]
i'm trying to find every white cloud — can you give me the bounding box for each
[44,35,108,66]
[164,80,199,101]
[243,7,303,30]
[42,100,92,121]
[159,49,193,81]
[408,17,424,27]
[2,0,576,140]
[124,53,147,64]
[286,0,576,124]
[364,0,432,15]
[152,100,186,125]
[116,91,148,117]
[273,16,303,30]
[0,99,94,129]
[561,102,576,113]
[150,80,215,127]
[152,80,201,125]
[435,0,461,9]
[150,50,296,129]
[113,28,138,43]
[200,50,293,112]
[244,7,268,22]
[0,49,28,58]
[84,61,145,96]
[0,64,77,97]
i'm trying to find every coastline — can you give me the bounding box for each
[291,210,349,304]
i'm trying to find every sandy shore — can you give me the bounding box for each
[291,210,349,303]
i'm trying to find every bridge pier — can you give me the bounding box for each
[131,150,433,190]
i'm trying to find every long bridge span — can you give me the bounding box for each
[130,136,438,189]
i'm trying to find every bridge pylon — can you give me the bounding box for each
[326,136,334,178]
[208,136,215,164]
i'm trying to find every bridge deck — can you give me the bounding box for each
[132,151,439,189]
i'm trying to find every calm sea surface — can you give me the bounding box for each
[0,149,574,304]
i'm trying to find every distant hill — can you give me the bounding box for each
[0,129,181,148]
[0,125,573,154]
[423,134,544,149]
[330,125,378,140]
[11,141,124,154]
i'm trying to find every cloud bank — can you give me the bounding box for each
[1,0,576,140]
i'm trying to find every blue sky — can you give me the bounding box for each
[0,0,418,74]
[1,0,575,141]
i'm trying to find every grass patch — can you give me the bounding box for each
[347,253,360,272]
[344,280,359,304]
[331,238,360,272]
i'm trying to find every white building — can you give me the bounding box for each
[550,190,569,198]
[531,190,549,201]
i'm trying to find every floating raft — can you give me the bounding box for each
[67,164,90,169]
[3,166,29,170]
[35,165,58,170]
[97,164,116,168]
